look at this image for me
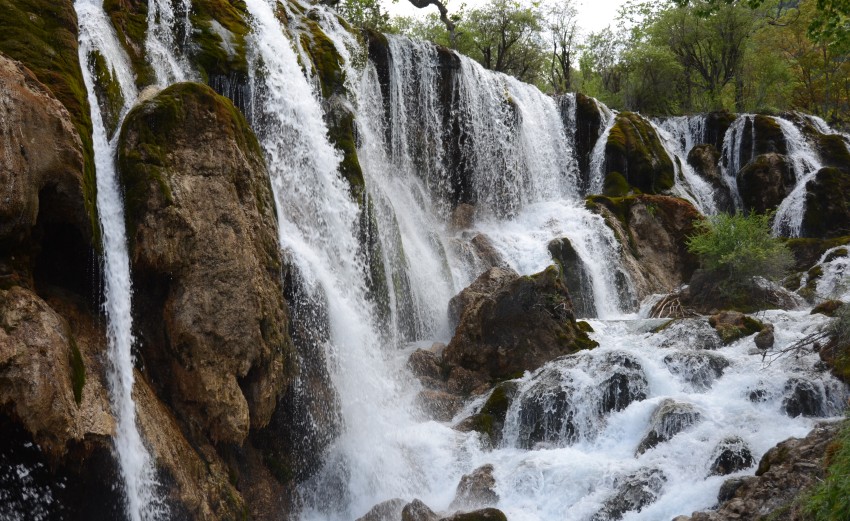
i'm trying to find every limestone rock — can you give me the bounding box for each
[118,82,293,445]
[603,112,675,196]
[637,399,701,455]
[450,464,498,510]
[443,266,597,391]
[402,499,439,521]
[708,311,765,345]
[447,267,518,331]
[687,144,735,213]
[356,498,407,521]
[681,422,841,521]
[802,167,850,239]
[591,468,666,521]
[586,194,701,299]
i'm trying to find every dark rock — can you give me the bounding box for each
[663,351,730,391]
[636,399,701,454]
[416,389,464,422]
[455,381,519,446]
[682,422,842,521]
[708,311,765,345]
[737,153,795,213]
[566,92,605,194]
[548,237,595,318]
[408,349,444,384]
[785,236,850,272]
[782,377,826,417]
[449,464,498,510]
[402,499,439,521]
[709,437,755,476]
[653,319,722,351]
[469,234,507,271]
[681,270,801,314]
[514,352,647,448]
[703,111,738,151]
[356,498,407,521]
[447,267,518,331]
[591,468,666,521]
[444,266,597,390]
[688,144,735,213]
[603,112,675,196]
[802,167,850,239]
[754,324,775,349]
[441,509,508,521]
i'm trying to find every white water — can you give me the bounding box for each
[654,118,718,215]
[145,0,195,85]
[772,117,824,236]
[587,113,617,196]
[75,1,166,520]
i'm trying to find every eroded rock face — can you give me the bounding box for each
[687,144,736,213]
[118,82,294,445]
[680,422,841,521]
[802,167,850,239]
[443,266,597,393]
[447,267,518,331]
[548,237,595,318]
[586,194,701,299]
[0,53,91,293]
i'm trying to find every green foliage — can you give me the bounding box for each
[804,417,850,520]
[687,211,794,285]
[338,0,393,31]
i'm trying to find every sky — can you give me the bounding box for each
[384,0,630,34]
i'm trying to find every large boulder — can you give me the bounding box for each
[802,167,850,239]
[449,464,499,510]
[591,468,666,521]
[586,194,701,299]
[0,53,89,280]
[548,237,595,318]
[443,266,597,393]
[636,399,701,455]
[603,112,675,196]
[737,153,795,214]
[118,82,294,445]
[687,144,735,213]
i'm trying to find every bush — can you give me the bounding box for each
[687,211,794,287]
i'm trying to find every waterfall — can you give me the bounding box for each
[588,115,617,196]
[75,1,166,520]
[772,117,824,237]
[145,0,194,85]
[653,118,718,215]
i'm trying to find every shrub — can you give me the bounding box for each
[687,211,794,287]
[804,418,850,520]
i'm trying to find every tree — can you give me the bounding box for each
[545,0,580,93]
[464,0,546,82]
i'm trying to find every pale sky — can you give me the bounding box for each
[384,0,629,34]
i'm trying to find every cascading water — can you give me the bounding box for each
[771,117,825,236]
[145,0,195,85]
[653,118,718,215]
[74,0,166,519]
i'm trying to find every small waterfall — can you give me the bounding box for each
[588,114,617,196]
[75,0,166,519]
[772,117,824,237]
[719,115,751,209]
[653,118,718,215]
[145,0,194,85]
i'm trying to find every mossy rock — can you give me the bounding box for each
[88,50,125,137]
[704,111,737,151]
[709,311,765,345]
[736,153,794,214]
[300,16,346,99]
[190,0,251,83]
[812,300,844,317]
[802,167,850,239]
[573,93,603,191]
[459,381,518,445]
[102,0,154,88]
[603,112,674,196]
[0,0,98,246]
[817,133,850,171]
[751,115,787,157]
[785,235,850,271]
[118,82,262,237]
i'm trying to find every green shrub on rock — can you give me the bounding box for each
[687,211,794,295]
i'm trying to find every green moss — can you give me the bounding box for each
[603,171,631,197]
[0,0,99,248]
[102,0,154,87]
[576,320,594,333]
[327,111,365,196]
[68,334,85,405]
[118,82,262,237]
[263,453,295,483]
[301,18,346,99]
[651,319,676,333]
[785,236,850,271]
[802,167,850,238]
[88,50,125,137]
[605,112,675,195]
[190,0,251,83]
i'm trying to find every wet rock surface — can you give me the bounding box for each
[708,437,755,476]
[636,399,701,455]
[663,351,730,391]
[591,467,666,521]
[450,464,498,510]
[680,422,841,521]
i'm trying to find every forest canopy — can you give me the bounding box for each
[337,0,850,126]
